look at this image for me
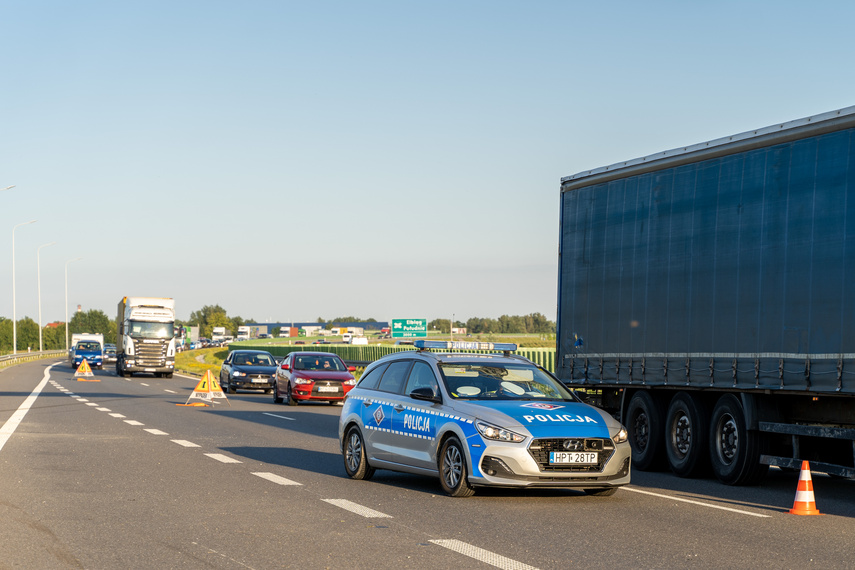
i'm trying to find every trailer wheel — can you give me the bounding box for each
[708,394,768,485]
[626,391,665,470]
[665,392,709,477]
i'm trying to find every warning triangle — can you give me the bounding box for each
[74,360,98,381]
[182,370,230,407]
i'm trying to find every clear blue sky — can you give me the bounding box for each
[2,1,853,324]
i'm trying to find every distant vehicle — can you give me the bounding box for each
[236,326,250,341]
[69,333,104,361]
[341,333,352,343]
[71,340,104,370]
[312,340,331,345]
[258,333,270,339]
[273,352,356,405]
[103,346,117,364]
[339,340,630,497]
[351,337,368,345]
[212,326,227,342]
[219,350,277,394]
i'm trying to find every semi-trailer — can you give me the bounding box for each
[557,106,855,485]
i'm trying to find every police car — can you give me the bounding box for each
[339,340,631,497]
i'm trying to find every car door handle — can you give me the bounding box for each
[394,405,405,413]
[363,400,372,407]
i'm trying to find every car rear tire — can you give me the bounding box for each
[438,437,475,497]
[583,487,618,496]
[272,382,283,404]
[343,426,374,480]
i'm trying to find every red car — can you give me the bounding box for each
[273,352,357,405]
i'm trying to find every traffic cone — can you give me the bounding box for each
[789,461,821,515]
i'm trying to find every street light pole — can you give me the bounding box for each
[37,242,57,352]
[65,257,83,352]
[12,220,37,354]
[1,185,15,192]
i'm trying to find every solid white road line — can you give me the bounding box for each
[0,364,54,453]
[430,540,540,570]
[205,453,242,464]
[171,440,200,448]
[621,486,772,518]
[263,413,295,421]
[144,429,169,436]
[252,472,302,486]
[321,499,391,518]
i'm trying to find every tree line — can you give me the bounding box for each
[1,307,555,354]
[431,313,555,334]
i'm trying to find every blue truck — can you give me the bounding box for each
[558,106,855,485]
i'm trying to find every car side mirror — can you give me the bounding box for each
[409,387,441,403]
[280,363,290,370]
[347,366,356,372]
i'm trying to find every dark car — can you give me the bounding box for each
[273,352,356,405]
[219,350,277,394]
[103,346,117,364]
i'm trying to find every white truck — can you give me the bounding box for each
[212,327,227,342]
[236,326,251,341]
[116,297,176,378]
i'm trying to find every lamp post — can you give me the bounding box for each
[2,185,15,192]
[12,220,37,354]
[37,242,57,352]
[64,257,83,352]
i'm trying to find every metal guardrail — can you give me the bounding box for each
[0,350,66,370]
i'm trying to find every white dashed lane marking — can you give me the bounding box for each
[171,440,200,448]
[144,429,169,436]
[85,403,98,407]
[109,413,126,418]
[263,413,295,421]
[140,383,149,387]
[205,453,242,464]
[430,540,540,570]
[164,389,176,394]
[96,407,111,412]
[321,499,391,518]
[124,420,144,426]
[252,472,302,486]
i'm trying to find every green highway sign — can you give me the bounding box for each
[392,318,427,338]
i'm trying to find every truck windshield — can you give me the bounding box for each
[129,321,174,339]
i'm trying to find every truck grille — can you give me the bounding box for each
[133,340,166,366]
[528,438,615,472]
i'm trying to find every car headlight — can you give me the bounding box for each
[613,427,628,444]
[233,371,245,377]
[344,378,357,386]
[293,378,313,385]
[475,420,525,443]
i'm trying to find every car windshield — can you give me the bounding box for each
[76,342,100,351]
[293,355,345,371]
[233,353,275,366]
[439,362,574,400]
[129,320,174,339]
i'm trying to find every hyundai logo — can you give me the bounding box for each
[563,439,583,451]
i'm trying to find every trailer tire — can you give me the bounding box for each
[626,391,665,471]
[709,394,768,485]
[665,392,709,477]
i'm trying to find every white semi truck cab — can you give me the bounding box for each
[116,296,176,378]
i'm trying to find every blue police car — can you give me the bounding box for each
[339,341,631,497]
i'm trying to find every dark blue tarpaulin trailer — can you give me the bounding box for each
[557,106,855,484]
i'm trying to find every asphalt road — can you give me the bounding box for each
[1,359,854,569]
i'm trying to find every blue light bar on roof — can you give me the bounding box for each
[413,340,518,352]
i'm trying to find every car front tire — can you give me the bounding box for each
[272,382,283,404]
[438,436,475,497]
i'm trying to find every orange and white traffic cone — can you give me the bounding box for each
[789,460,821,515]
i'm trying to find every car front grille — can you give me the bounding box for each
[527,438,615,472]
